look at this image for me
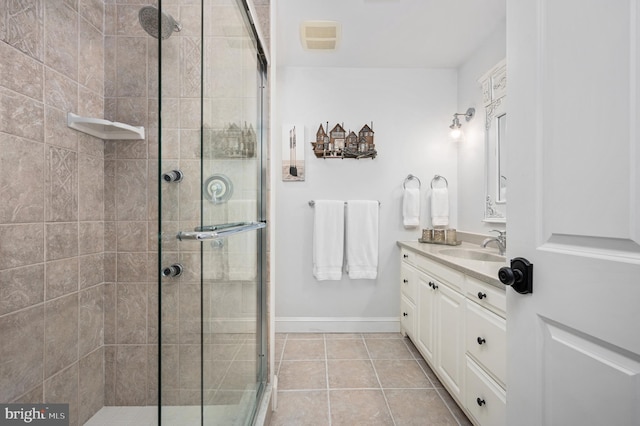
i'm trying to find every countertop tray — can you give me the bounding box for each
[418,239,462,246]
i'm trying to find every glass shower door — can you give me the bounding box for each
[158,0,267,424]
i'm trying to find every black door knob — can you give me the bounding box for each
[477,337,486,345]
[477,397,486,406]
[403,312,408,317]
[477,292,487,300]
[498,267,523,286]
[499,257,533,294]
[403,279,408,283]
[403,254,409,258]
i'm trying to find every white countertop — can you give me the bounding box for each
[397,240,507,289]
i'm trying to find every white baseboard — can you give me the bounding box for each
[275,317,400,333]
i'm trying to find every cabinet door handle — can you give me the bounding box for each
[403,312,408,317]
[432,283,438,290]
[477,337,486,345]
[403,279,408,283]
[476,397,486,406]
[403,254,409,259]
[477,292,487,300]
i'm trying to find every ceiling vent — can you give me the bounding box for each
[300,21,341,51]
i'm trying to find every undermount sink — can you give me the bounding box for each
[438,248,506,263]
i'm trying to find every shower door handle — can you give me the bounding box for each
[176,221,266,241]
[194,221,250,232]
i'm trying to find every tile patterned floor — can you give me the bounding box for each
[270,333,472,426]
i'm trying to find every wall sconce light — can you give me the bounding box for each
[449,107,475,142]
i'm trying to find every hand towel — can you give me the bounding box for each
[402,188,420,228]
[313,200,345,281]
[228,199,257,281]
[346,200,379,280]
[431,187,449,227]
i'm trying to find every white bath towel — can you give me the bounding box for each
[228,199,257,281]
[402,188,420,228]
[346,200,379,280]
[313,200,345,281]
[431,187,449,227]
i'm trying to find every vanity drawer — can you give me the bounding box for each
[400,263,417,303]
[465,357,506,426]
[401,248,417,266]
[415,255,465,292]
[400,295,416,338]
[466,275,506,318]
[466,300,506,387]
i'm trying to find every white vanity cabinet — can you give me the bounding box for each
[464,278,507,426]
[416,273,435,363]
[401,249,466,402]
[399,244,507,426]
[418,268,465,401]
[400,260,418,338]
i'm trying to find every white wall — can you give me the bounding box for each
[457,19,507,233]
[274,66,458,332]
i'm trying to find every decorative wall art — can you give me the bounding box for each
[282,124,305,181]
[310,122,377,159]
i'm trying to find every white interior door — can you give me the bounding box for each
[507,1,640,425]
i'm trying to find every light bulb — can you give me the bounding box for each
[449,115,463,142]
[450,127,463,142]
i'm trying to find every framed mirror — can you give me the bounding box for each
[480,59,507,223]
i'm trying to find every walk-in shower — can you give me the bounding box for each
[138,5,182,40]
[0,0,267,423]
[101,0,268,424]
[155,0,269,424]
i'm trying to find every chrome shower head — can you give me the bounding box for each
[138,5,182,40]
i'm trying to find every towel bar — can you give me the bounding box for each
[403,174,421,189]
[430,174,448,189]
[308,200,381,207]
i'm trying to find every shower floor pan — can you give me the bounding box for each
[84,393,255,426]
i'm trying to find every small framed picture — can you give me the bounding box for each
[282,124,305,181]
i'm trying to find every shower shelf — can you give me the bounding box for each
[67,112,145,140]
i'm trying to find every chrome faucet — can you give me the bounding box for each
[482,230,507,256]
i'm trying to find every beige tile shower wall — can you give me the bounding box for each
[103,0,208,406]
[0,1,106,425]
[103,0,156,406]
[251,0,270,51]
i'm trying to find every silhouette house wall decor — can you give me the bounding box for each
[311,122,377,159]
